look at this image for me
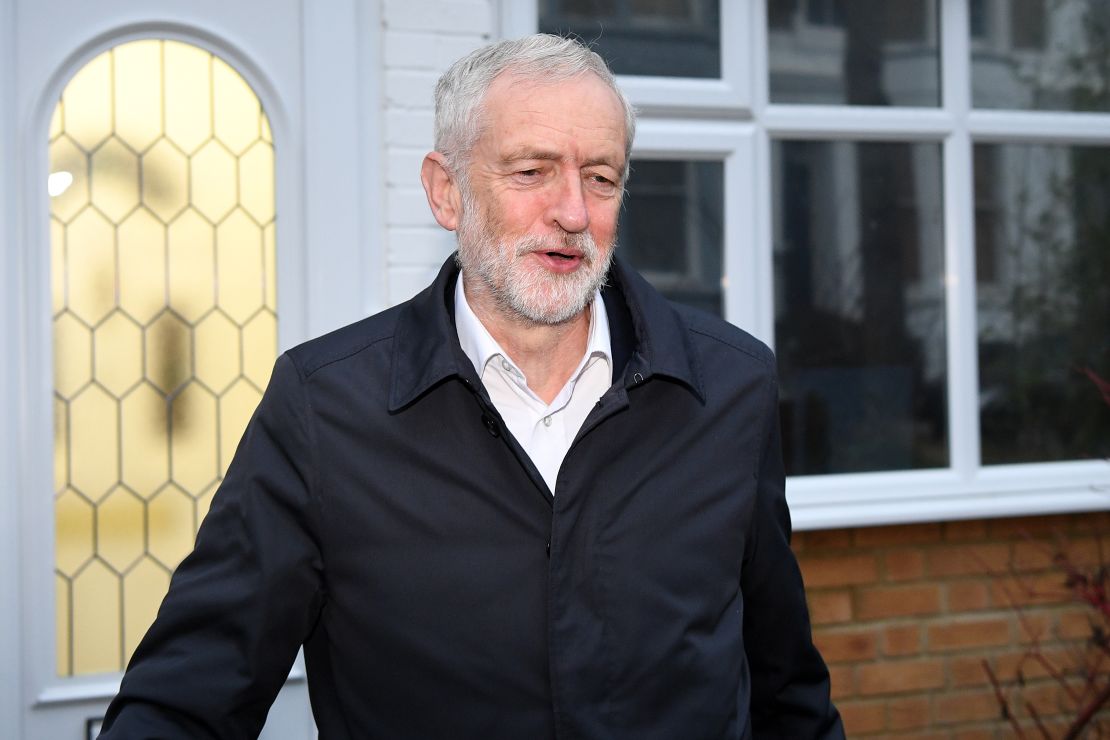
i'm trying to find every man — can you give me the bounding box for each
[101,34,842,739]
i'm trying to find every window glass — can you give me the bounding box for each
[975,143,1110,464]
[539,0,721,78]
[767,0,941,106]
[618,159,724,316]
[772,140,948,475]
[50,39,277,676]
[971,0,1110,112]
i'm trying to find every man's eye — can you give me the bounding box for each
[517,169,541,178]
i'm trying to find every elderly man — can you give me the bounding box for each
[101,34,842,739]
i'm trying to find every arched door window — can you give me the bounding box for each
[49,39,277,677]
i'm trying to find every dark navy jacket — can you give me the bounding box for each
[101,256,843,739]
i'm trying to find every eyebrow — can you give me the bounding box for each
[501,147,622,171]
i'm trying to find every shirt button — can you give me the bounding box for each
[501,359,512,371]
[543,415,552,427]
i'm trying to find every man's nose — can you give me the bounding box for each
[548,172,589,233]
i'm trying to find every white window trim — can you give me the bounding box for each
[505,0,1110,529]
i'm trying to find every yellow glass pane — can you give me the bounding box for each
[71,560,121,674]
[69,385,120,501]
[195,312,241,393]
[61,52,111,151]
[112,40,163,152]
[49,135,90,224]
[141,138,189,223]
[55,489,94,577]
[212,58,261,154]
[144,311,192,396]
[123,557,170,658]
[170,382,218,495]
[216,209,264,323]
[190,140,237,222]
[56,575,70,676]
[147,485,196,569]
[96,486,145,571]
[51,219,65,315]
[90,137,140,223]
[94,311,143,397]
[65,209,115,325]
[163,41,212,154]
[264,222,276,312]
[120,383,170,499]
[54,397,68,492]
[167,208,216,322]
[242,311,277,389]
[239,140,275,224]
[53,312,92,399]
[53,38,277,677]
[219,380,262,473]
[117,208,167,325]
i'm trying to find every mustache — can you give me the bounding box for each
[512,231,600,261]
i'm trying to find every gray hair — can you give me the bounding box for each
[433,34,636,183]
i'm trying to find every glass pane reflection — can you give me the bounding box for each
[539,0,721,78]
[975,143,1110,464]
[619,159,724,317]
[773,140,948,475]
[972,0,1110,112]
[767,0,941,106]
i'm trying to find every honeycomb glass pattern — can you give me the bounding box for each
[50,39,277,677]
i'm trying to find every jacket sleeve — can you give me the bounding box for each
[99,353,325,739]
[741,377,844,739]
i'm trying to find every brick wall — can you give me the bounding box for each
[794,512,1110,738]
[381,1,494,304]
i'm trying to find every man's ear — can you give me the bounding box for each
[421,151,462,231]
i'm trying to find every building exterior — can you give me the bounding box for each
[1,0,1108,736]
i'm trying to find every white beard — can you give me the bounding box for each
[455,192,614,326]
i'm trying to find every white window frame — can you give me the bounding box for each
[503,0,1110,529]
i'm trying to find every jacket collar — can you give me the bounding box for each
[388,254,704,412]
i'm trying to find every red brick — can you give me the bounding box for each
[1012,540,1057,571]
[855,523,943,548]
[944,519,987,541]
[814,628,878,663]
[947,581,991,611]
[857,659,944,696]
[857,584,942,620]
[828,664,854,700]
[950,655,994,687]
[837,700,886,735]
[808,590,853,625]
[1071,512,1110,534]
[927,544,1011,577]
[884,548,926,582]
[797,554,879,588]
[887,696,931,730]
[928,618,1011,652]
[990,573,1069,608]
[796,528,854,551]
[1059,610,1094,639]
[883,624,921,657]
[987,515,1066,539]
[933,689,1002,724]
[1014,613,1053,644]
[991,648,1071,681]
[953,730,995,740]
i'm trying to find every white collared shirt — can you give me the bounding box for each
[454,274,613,493]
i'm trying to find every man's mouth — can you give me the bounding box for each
[545,250,580,261]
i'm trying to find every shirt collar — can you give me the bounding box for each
[388,255,703,412]
[453,272,611,383]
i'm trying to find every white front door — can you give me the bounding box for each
[2,1,380,737]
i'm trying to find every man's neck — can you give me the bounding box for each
[463,278,591,405]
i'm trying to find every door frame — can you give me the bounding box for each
[1,1,385,736]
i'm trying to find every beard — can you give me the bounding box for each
[455,189,615,326]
